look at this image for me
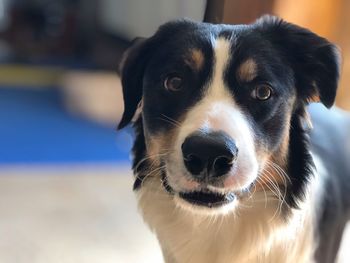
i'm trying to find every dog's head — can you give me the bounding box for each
[118,16,340,215]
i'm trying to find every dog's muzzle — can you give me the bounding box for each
[163,131,239,208]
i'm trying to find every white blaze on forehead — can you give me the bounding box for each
[191,37,239,131]
[211,37,231,94]
[175,37,235,134]
[208,37,232,100]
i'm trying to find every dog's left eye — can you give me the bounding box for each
[164,75,183,91]
[251,84,273,101]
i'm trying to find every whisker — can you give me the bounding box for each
[134,152,169,172]
[258,169,287,221]
[255,180,268,208]
[260,172,282,198]
[266,160,291,184]
[258,174,282,204]
[140,165,167,187]
[158,114,181,128]
[161,114,181,125]
[264,163,288,205]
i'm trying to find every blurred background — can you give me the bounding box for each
[0,0,349,262]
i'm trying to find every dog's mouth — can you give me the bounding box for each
[179,191,235,208]
[162,173,236,208]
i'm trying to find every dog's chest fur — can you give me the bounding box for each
[137,171,322,263]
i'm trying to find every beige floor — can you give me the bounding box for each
[0,165,163,263]
[0,165,348,263]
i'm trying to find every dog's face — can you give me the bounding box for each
[118,16,339,215]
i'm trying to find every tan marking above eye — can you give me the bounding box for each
[184,49,204,71]
[236,58,258,82]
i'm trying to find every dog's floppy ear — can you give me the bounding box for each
[256,15,341,108]
[117,37,151,129]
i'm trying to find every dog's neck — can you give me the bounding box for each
[136,174,318,263]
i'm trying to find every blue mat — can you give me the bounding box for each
[0,86,132,164]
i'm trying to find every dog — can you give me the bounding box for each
[117,15,350,263]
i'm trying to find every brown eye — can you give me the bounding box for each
[164,75,182,91]
[252,84,272,100]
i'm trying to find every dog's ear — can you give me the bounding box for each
[117,37,151,129]
[256,15,341,108]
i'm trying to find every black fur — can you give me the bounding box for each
[286,109,315,208]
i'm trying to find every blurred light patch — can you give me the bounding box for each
[0,0,9,31]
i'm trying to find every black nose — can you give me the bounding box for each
[181,131,238,179]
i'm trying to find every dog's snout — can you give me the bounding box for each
[181,131,238,178]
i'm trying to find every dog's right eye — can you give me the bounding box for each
[164,75,183,91]
[251,84,273,101]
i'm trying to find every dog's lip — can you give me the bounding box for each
[162,173,236,208]
[179,191,236,208]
